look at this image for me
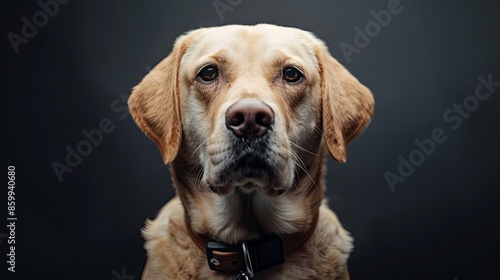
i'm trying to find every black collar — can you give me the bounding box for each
[185,210,319,277]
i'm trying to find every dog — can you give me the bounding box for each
[128,24,374,279]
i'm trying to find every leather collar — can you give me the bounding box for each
[185,209,319,276]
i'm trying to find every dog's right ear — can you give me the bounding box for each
[128,35,190,164]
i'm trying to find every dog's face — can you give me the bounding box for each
[178,25,326,197]
[129,24,373,240]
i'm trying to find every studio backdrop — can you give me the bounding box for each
[2,1,499,279]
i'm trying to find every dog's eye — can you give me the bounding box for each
[283,67,303,83]
[197,66,218,82]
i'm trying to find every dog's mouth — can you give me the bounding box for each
[231,154,272,179]
[210,153,272,184]
[204,126,296,197]
[207,143,288,196]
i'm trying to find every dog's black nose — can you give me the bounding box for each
[225,99,274,138]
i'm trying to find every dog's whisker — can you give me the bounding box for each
[195,166,205,191]
[313,126,323,137]
[290,149,320,196]
[155,162,168,172]
[289,141,320,156]
[290,149,308,172]
[191,139,209,158]
[185,162,202,182]
[292,169,301,191]
[291,158,320,196]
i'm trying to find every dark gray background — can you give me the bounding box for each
[2,0,499,279]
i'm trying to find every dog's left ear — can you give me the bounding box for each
[316,42,374,163]
[128,34,191,164]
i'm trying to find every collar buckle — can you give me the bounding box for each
[206,235,284,275]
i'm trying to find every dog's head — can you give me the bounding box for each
[129,24,373,240]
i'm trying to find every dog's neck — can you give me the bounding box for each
[171,153,325,244]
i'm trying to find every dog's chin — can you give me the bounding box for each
[207,167,288,197]
[209,183,286,197]
[236,181,287,197]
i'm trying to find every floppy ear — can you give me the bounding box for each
[316,43,374,163]
[128,35,190,164]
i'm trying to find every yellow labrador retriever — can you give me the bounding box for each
[129,24,374,279]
